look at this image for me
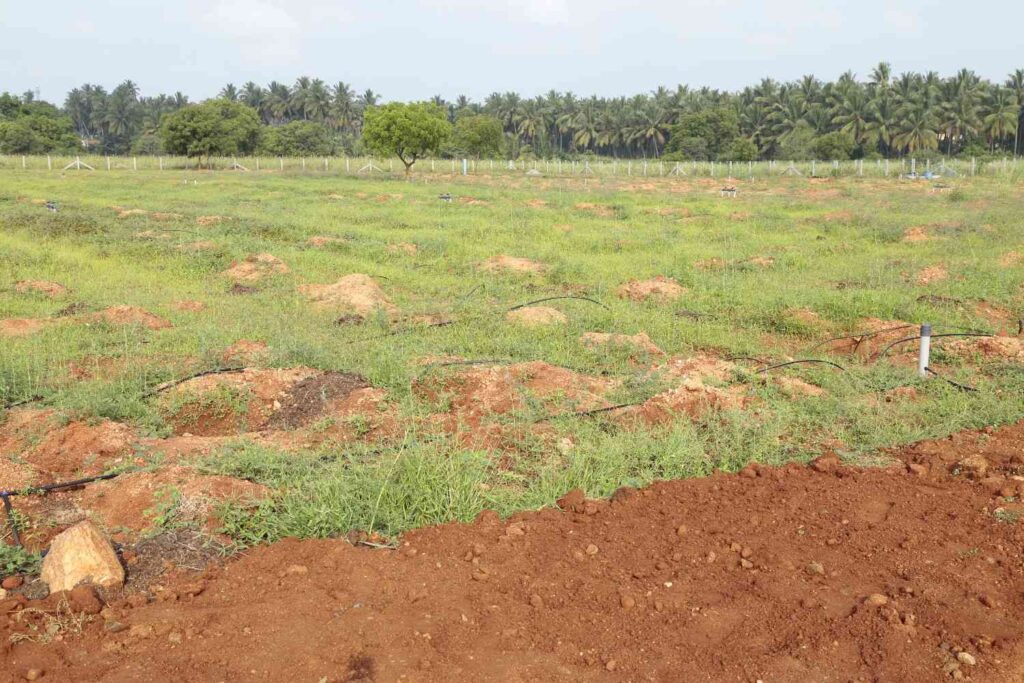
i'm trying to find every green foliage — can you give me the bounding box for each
[0,94,78,154]
[450,114,504,158]
[777,122,818,160]
[665,108,741,160]
[160,99,261,165]
[0,544,41,576]
[724,137,759,162]
[812,130,856,160]
[362,102,452,173]
[260,121,337,156]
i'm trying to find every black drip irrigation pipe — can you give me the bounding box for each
[873,333,994,360]
[2,395,43,410]
[507,295,609,312]
[925,367,979,393]
[756,359,848,374]
[1,471,124,548]
[536,401,643,424]
[803,324,918,353]
[141,366,245,398]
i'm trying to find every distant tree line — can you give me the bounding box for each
[1,64,1022,160]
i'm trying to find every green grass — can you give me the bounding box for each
[2,170,1023,542]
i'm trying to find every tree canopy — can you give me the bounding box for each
[362,102,451,174]
[160,99,261,166]
[450,114,504,158]
[4,65,1024,159]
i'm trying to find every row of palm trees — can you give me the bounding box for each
[61,65,1024,158]
[473,65,1023,158]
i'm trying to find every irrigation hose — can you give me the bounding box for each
[873,333,994,360]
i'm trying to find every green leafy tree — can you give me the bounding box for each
[665,108,740,160]
[261,120,336,156]
[362,102,451,175]
[160,99,261,167]
[812,130,856,160]
[723,137,759,161]
[777,121,818,160]
[451,114,504,158]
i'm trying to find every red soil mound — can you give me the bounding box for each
[221,253,289,282]
[299,274,397,317]
[616,277,685,302]
[23,420,135,478]
[8,421,1024,681]
[86,306,172,330]
[0,318,51,337]
[14,280,67,298]
[477,255,547,274]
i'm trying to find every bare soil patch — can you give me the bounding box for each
[306,235,346,247]
[574,202,615,217]
[14,280,67,298]
[265,372,370,430]
[12,422,1024,681]
[85,306,172,330]
[387,242,418,255]
[581,332,664,357]
[221,254,289,282]
[220,340,269,366]
[177,241,216,252]
[171,300,205,312]
[23,420,135,478]
[506,306,567,327]
[299,274,397,317]
[0,318,52,338]
[478,255,547,274]
[617,277,685,303]
[998,251,1021,267]
[916,265,948,285]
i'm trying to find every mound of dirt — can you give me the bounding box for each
[506,306,567,327]
[820,318,917,359]
[786,307,824,327]
[617,277,685,302]
[161,367,319,437]
[1,409,53,453]
[478,255,547,274]
[24,420,135,478]
[0,318,52,337]
[417,361,613,431]
[999,251,1021,267]
[694,257,728,271]
[650,354,738,384]
[86,306,172,330]
[743,255,775,268]
[574,202,615,217]
[75,466,269,533]
[902,226,931,242]
[18,422,1024,681]
[221,254,289,282]
[387,242,418,255]
[266,372,370,430]
[306,236,346,247]
[171,300,205,312]
[14,280,67,298]
[221,340,269,365]
[525,198,548,208]
[115,208,148,218]
[133,230,171,240]
[944,336,1024,361]
[620,376,748,425]
[916,265,948,285]
[774,375,826,397]
[581,332,664,357]
[196,215,227,226]
[299,274,397,317]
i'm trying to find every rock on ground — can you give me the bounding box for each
[40,520,125,593]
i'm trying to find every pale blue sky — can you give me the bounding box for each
[1,0,1021,103]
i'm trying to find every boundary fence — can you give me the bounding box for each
[0,154,1019,179]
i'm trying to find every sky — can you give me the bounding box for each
[1,0,1022,104]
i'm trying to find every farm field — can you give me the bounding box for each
[2,169,1024,681]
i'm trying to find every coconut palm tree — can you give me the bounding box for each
[266,81,291,124]
[240,82,267,121]
[331,82,357,133]
[1006,69,1024,155]
[983,86,1020,152]
[894,100,939,154]
[219,83,239,102]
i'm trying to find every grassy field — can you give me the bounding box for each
[1,169,1023,545]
